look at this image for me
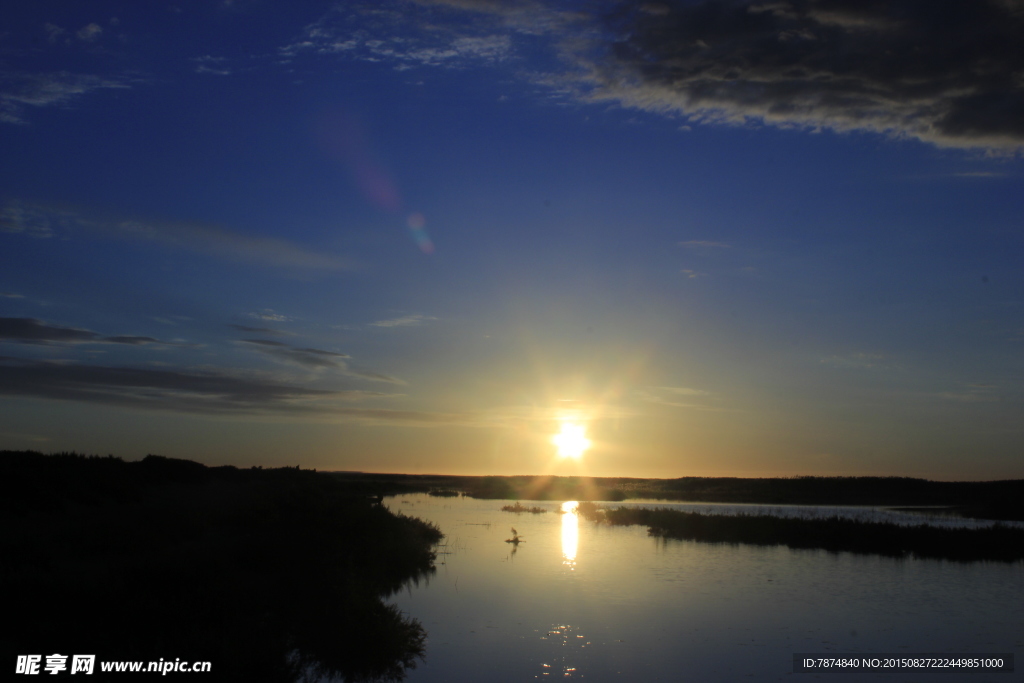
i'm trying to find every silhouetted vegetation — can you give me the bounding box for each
[581,506,1024,563]
[501,502,547,514]
[324,472,1024,520]
[1,450,442,682]
[427,488,460,497]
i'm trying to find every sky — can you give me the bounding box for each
[2,0,1023,479]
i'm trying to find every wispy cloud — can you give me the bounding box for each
[634,385,723,410]
[951,171,1008,178]
[237,337,405,384]
[279,3,517,70]
[0,292,25,299]
[192,56,232,76]
[658,386,709,397]
[370,313,438,328]
[227,324,292,336]
[327,406,472,425]
[0,71,131,124]
[238,339,351,369]
[933,384,999,403]
[0,201,351,270]
[76,23,103,42]
[1,202,55,237]
[247,309,291,322]
[819,352,887,370]
[0,317,187,347]
[112,217,351,270]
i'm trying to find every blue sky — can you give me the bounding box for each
[2,0,1023,478]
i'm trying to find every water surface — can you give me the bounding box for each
[389,495,1022,682]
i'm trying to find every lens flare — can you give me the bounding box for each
[407,212,434,254]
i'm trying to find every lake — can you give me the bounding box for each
[387,494,1022,682]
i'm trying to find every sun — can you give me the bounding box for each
[551,422,591,459]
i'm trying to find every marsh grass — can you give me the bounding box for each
[501,501,548,514]
[584,505,1024,563]
[427,488,461,497]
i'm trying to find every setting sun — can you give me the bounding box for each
[551,422,591,459]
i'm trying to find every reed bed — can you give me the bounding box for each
[501,501,548,514]
[586,506,1024,562]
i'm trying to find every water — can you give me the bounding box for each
[387,495,1022,682]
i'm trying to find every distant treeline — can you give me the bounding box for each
[324,471,1024,521]
[1,450,442,682]
[583,506,1024,563]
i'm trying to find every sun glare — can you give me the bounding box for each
[552,422,591,459]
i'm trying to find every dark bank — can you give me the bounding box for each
[1,451,442,682]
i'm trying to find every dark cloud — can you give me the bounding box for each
[103,335,167,346]
[591,0,1024,149]
[380,0,1024,150]
[0,357,457,421]
[0,357,338,414]
[0,318,98,344]
[0,317,182,347]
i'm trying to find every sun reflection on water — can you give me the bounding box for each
[539,623,590,678]
[561,501,578,568]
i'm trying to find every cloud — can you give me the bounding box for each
[0,317,185,347]
[1,201,351,270]
[44,23,67,43]
[370,313,438,327]
[0,357,341,415]
[589,0,1024,151]
[1,71,130,124]
[112,217,351,270]
[819,352,886,369]
[1,202,55,237]
[237,337,405,384]
[345,368,406,384]
[238,339,351,370]
[634,385,723,410]
[192,56,232,76]
[679,240,730,248]
[658,386,709,396]
[0,293,25,299]
[357,0,1024,152]
[227,324,293,336]
[76,23,103,42]
[326,407,471,425]
[951,171,1008,178]
[0,357,453,422]
[934,385,999,403]
[247,309,291,322]
[280,3,514,69]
